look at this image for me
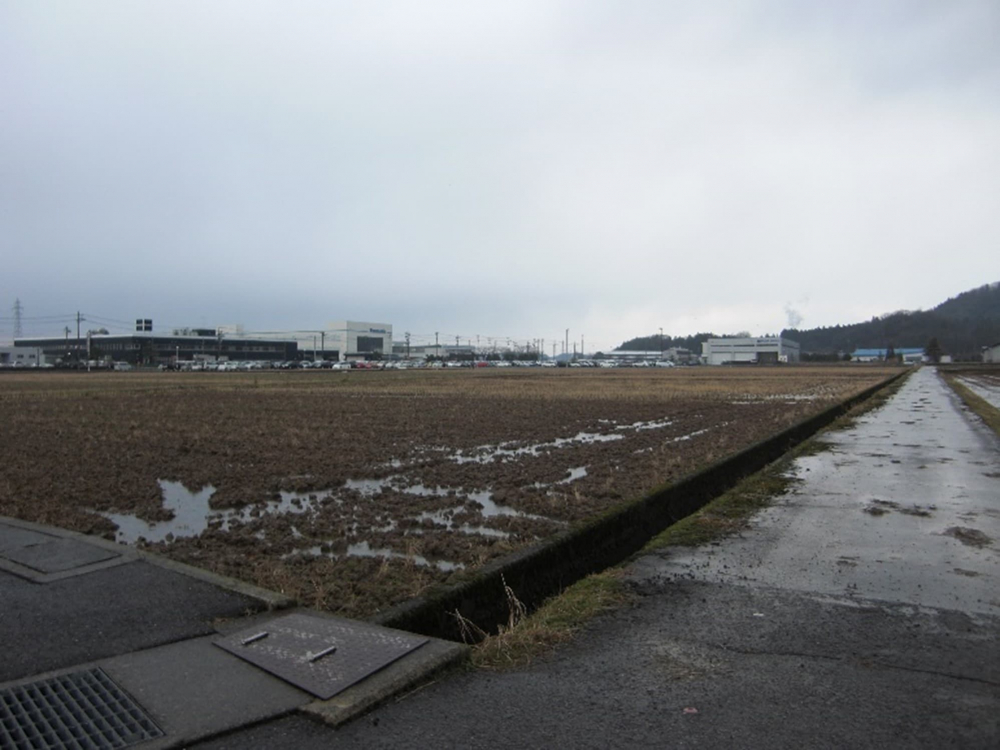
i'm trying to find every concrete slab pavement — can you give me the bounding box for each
[0,517,466,748]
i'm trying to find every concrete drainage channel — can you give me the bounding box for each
[374,370,908,641]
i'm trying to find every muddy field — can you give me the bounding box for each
[953,370,1000,410]
[0,366,894,617]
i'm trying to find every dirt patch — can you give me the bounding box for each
[864,499,898,516]
[898,505,934,517]
[952,568,980,578]
[943,527,993,548]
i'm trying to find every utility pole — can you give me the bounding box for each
[565,329,569,357]
[320,331,325,359]
[581,335,584,357]
[405,331,411,360]
[64,326,70,359]
[659,327,664,360]
[435,331,439,360]
[76,312,85,361]
[12,299,23,339]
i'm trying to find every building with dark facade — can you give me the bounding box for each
[15,331,299,366]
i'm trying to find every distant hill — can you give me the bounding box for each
[783,283,1000,358]
[616,332,717,354]
[617,283,1000,360]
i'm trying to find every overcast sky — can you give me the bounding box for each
[2,1,998,352]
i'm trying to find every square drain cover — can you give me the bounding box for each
[0,667,163,749]
[215,613,428,700]
[0,525,53,554]
[1,538,119,574]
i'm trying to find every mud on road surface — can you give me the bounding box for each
[0,366,895,617]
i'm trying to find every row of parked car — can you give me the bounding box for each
[154,358,682,372]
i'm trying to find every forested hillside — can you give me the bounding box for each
[616,332,716,354]
[783,283,999,358]
[617,284,999,359]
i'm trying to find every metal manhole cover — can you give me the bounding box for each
[215,613,428,700]
[0,668,164,749]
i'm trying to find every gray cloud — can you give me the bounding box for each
[2,1,998,351]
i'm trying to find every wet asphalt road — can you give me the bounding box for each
[197,367,999,749]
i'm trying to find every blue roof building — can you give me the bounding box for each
[851,348,924,363]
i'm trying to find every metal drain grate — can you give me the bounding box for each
[0,668,163,749]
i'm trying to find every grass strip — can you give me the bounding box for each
[468,569,630,671]
[470,368,913,670]
[942,374,1000,438]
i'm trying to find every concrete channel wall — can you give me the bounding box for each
[373,371,908,642]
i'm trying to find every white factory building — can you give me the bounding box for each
[251,320,393,361]
[701,336,800,365]
[320,321,393,360]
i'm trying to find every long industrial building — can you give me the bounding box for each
[701,336,800,365]
[14,330,298,366]
[14,319,393,366]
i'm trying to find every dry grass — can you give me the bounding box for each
[0,365,896,402]
[468,570,630,671]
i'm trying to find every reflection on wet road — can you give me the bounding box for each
[638,367,1000,616]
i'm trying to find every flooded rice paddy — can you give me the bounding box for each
[0,366,897,617]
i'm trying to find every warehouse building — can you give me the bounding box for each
[0,346,46,367]
[14,329,298,366]
[15,318,394,365]
[701,336,800,365]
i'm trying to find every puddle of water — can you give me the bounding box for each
[409,486,561,531]
[413,508,511,538]
[452,431,624,464]
[344,477,395,496]
[101,469,562,547]
[615,418,674,431]
[288,540,463,572]
[730,394,823,404]
[528,466,589,490]
[101,481,335,544]
[101,481,216,543]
